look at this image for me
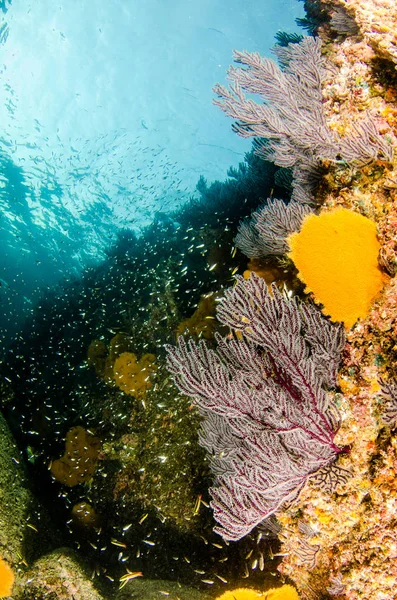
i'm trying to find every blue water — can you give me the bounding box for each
[0,0,304,345]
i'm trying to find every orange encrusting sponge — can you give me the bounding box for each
[288,208,386,328]
[215,584,299,600]
[0,557,14,597]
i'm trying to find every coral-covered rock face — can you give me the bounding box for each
[330,0,397,66]
[288,208,386,328]
[50,426,100,487]
[275,24,397,595]
[17,548,105,600]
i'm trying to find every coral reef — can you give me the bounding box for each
[0,413,106,599]
[113,577,211,600]
[107,372,208,531]
[276,270,397,600]
[379,377,397,424]
[87,334,157,399]
[264,7,397,600]
[88,333,135,383]
[213,37,392,203]
[196,8,397,599]
[329,0,397,66]
[50,426,101,487]
[2,2,397,598]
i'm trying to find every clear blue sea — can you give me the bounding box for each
[0,0,303,346]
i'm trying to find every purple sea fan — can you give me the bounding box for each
[234,198,313,258]
[213,37,392,204]
[166,273,349,541]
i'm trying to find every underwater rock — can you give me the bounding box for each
[13,547,105,600]
[109,371,209,531]
[0,412,59,569]
[114,577,211,600]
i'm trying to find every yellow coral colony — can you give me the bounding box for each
[215,584,299,600]
[287,208,386,328]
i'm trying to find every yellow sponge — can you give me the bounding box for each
[0,557,14,597]
[288,208,386,328]
[215,584,299,600]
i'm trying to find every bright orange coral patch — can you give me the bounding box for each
[0,557,14,597]
[215,588,262,600]
[215,584,299,600]
[265,586,299,600]
[288,208,386,328]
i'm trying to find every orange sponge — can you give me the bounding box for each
[265,585,299,600]
[113,352,157,397]
[215,590,262,600]
[0,557,14,597]
[51,426,100,487]
[215,584,299,600]
[288,208,386,328]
